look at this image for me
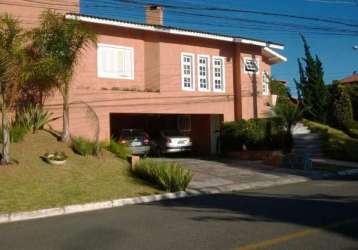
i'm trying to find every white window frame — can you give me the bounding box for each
[97,43,134,80]
[262,71,270,96]
[212,56,226,93]
[181,52,195,91]
[244,57,260,75]
[197,54,211,92]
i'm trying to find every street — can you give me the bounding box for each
[0,176,357,250]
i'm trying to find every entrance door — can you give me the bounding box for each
[210,115,222,154]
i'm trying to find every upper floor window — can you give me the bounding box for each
[97,43,134,80]
[197,55,210,92]
[262,72,270,96]
[244,58,259,74]
[212,56,225,92]
[181,53,195,91]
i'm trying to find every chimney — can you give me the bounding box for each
[145,5,164,26]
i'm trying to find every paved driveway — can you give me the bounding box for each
[160,158,324,192]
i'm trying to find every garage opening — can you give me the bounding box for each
[109,113,223,155]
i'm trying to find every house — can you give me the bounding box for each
[1,2,287,154]
[340,71,358,85]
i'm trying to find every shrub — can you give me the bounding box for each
[329,83,354,131]
[223,118,285,151]
[0,125,28,143]
[107,140,131,159]
[303,120,358,162]
[72,137,99,156]
[132,159,193,192]
[16,105,53,133]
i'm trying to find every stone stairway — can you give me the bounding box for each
[283,123,323,169]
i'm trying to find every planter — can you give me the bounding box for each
[43,153,68,165]
[226,150,282,163]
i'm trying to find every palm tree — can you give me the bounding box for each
[273,102,304,152]
[31,11,96,142]
[0,15,26,165]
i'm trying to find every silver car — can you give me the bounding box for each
[156,130,192,154]
[118,129,151,156]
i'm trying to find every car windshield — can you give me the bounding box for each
[120,129,147,139]
[163,130,183,137]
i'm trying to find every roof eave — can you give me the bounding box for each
[262,47,287,65]
[66,14,284,50]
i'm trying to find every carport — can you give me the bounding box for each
[109,113,223,155]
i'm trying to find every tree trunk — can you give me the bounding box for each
[61,82,70,143]
[1,103,11,165]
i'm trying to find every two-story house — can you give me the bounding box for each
[1,2,287,154]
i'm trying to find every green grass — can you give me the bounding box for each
[303,119,358,162]
[0,131,160,213]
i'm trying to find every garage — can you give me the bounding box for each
[109,113,223,155]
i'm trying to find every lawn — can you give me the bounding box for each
[0,131,160,213]
[303,120,358,162]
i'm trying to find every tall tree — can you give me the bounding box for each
[295,35,329,122]
[0,15,26,165]
[31,11,96,142]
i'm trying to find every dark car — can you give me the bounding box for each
[118,129,151,156]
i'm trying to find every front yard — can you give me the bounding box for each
[0,131,160,213]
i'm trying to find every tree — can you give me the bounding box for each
[329,82,354,130]
[273,102,304,153]
[0,15,26,165]
[295,35,329,123]
[31,11,96,142]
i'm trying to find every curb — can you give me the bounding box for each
[0,176,309,225]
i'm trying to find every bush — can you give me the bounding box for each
[0,125,28,143]
[303,120,358,162]
[107,140,131,159]
[72,137,99,156]
[16,105,53,133]
[132,159,193,192]
[223,118,285,151]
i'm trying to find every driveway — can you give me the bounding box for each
[160,158,324,192]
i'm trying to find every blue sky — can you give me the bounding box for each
[82,0,358,93]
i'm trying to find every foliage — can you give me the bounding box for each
[0,14,27,164]
[269,79,291,106]
[31,10,97,142]
[72,137,99,156]
[15,104,53,133]
[343,84,358,121]
[132,159,193,192]
[294,35,329,123]
[107,140,131,160]
[328,82,355,131]
[0,125,28,143]
[273,102,304,152]
[303,120,358,162]
[222,118,285,151]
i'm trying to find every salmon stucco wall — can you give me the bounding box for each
[0,0,79,29]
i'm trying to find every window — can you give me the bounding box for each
[212,56,225,92]
[197,55,210,91]
[97,43,134,80]
[244,58,259,74]
[181,53,195,91]
[262,72,270,96]
[177,115,191,132]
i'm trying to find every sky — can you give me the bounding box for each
[81,0,358,94]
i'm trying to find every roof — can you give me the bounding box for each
[340,73,358,84]
[65,13,287,64]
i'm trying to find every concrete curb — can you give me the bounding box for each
[0,176,310,225]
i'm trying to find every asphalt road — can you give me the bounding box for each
[0,176,358,250]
